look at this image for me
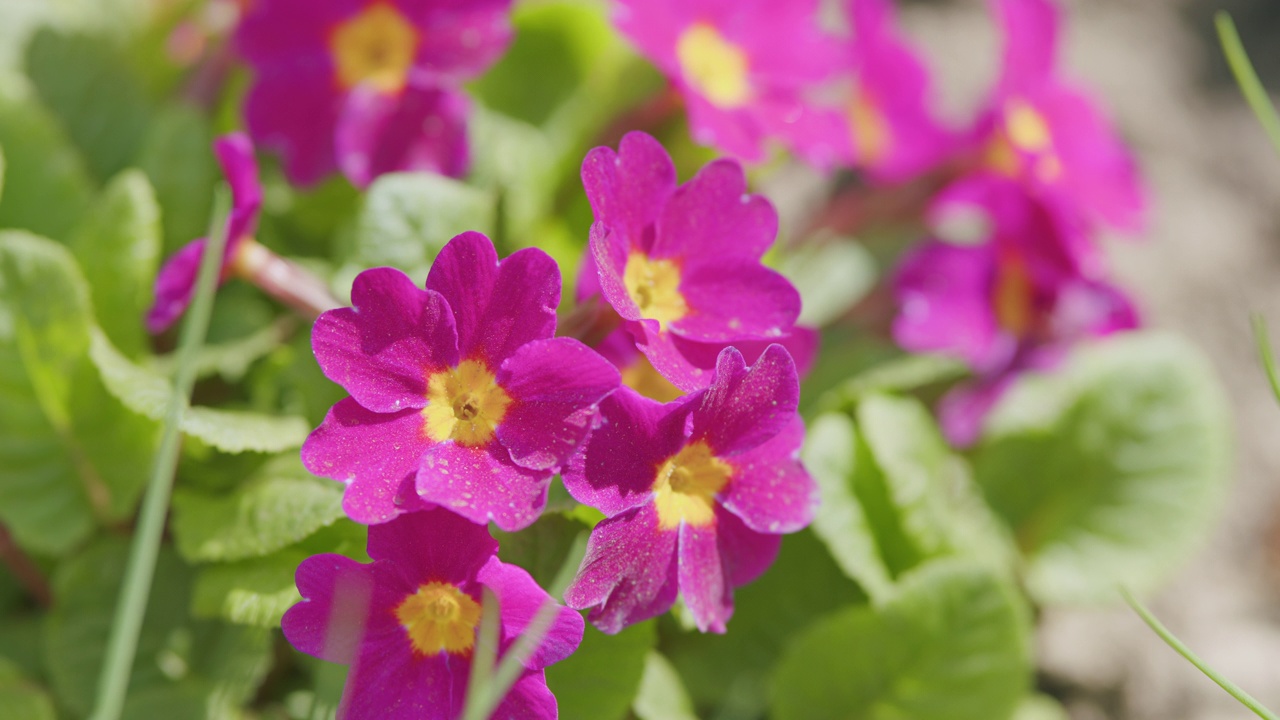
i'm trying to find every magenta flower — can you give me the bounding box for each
[892,175,1139,444]
[147,133,261,334]
[583,132,802,391]
[562,345,817,633]
[975,0,1145,232]
[235,0,512,186]
[302,232,620,529]
[830,0,954,181]
[614,0,844,164]
[282,507,583,720]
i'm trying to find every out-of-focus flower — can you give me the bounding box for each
[975,0,1144,232]
[829,0,953,180]
[235,0,511,186]
[147,133,261,334]
[562,346,816,633]
[582,132,803,391]
[282,507,583,720]
[613,0,845,164]
[892,175,1139,445]
[303,232,619,529]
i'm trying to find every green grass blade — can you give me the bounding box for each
[1217,12,1280,158]
[1251,314,1280,405]
[90,188,231,720]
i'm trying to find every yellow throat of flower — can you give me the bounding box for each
[676,23,751,108]
[652,441,732,530]
[395,582,482,656]
[986,99,1062,182]
[849,86,891,165]
[423,360,512,446]
[330,2,419,93]
[993,254,1034,337]
[623,252,688,331]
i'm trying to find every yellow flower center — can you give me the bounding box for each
[986,99,1062,182]
[675,23,751,108]
[992,254,1034,337]
[621,356,684,403]
[423,360,512,446]
[330,3,419,93]
[849,86,891,165]
[652,441,732,530]
[623,252,688,331]
[394,582,482,657]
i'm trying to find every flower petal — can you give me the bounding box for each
[496,338,619,471]
[146,238,207,335]
[243,63,339,186]
[408,0,515,82]
[590,223,643,322]
[474,246,560,366]
[336,83,470,189]
[417,442,551,531]
[692,345,799,456]
[339,644,468,720]
[491,671,558,720]
[677,522,731,633]
[282,554,376,664]
[892,240,1007,369]
[720,417,816,534]
[653,158,777,261]
[478,557,584,670]
[674,260,800,341]
[426,231,499,358]
[714,507,781,588]
[581,132,677,252]
[565,503,679,634]
[366,507,498,585]
[214,133,263,242]
[313,267,459,413]
[561,387,688,516]
[302,398,431,525]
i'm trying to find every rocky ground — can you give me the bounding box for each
[902,0,1280,717]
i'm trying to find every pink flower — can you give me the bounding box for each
[303,232,620,529]
[282,507,583,720]
[974,0,1145,232]
[613,0,844,164]
[147,133,261,334]
[235,0,512,186]
[892,175,1139,445]
[562,346,817,633]
[581,132,803,391]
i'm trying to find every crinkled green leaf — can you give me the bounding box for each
[802,412,894,602]
[137,105,216,254]
[25,28,152,182]
[150,317,295,383]
[633,652,698,720]
[816,352,968,413]
[974,332,1232,604]
[44,538,273,719]
[770,560,1032,720]
[348,172,494,278]
[493,512,591,591]
[854,393,1017,579]
[781,240,877,328]
[662,530,866,714]
[468,108,559,246]
[89,325,311,453]
[69,169,160,357]
[171,455,345,563]
[0,231,154,555]
[0,657,56,720]
[192,550,304,629]
[0,84,92,240]
[548,620,655,720]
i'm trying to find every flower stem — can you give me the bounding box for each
[1217,12,1280,160]
[232,239,343,320]
[0,523,51,609]
[90,189,231,720]
[1121,587,1280,720]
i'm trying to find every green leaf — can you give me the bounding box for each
[0,657,56,720]
[802,412,894,602]
[89,325,311,453]
[1013,694,1068,720]
[974,332,1232,604]
[0,84,93,240]
[547,620,655,720]
[770,560,1032,720]
[633,652,699,720]
[662,530,866,714]
[137,105,216,255]
[855,393,1017,579]
[25,28,152,183]
[816,352,968,413]
[0,231,155,555]
[69,169,160,357]
[493,512,591,591]
[192,550,305,628]
[43,538,272,719]
[171,455,345,563]
[780,240,877,328]
[348,172,495,278]
[468,108,559,247]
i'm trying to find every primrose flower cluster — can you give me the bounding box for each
[613,0,1143,444]
[274,131,816,717]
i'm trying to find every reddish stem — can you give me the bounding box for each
[0,525,51,609]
